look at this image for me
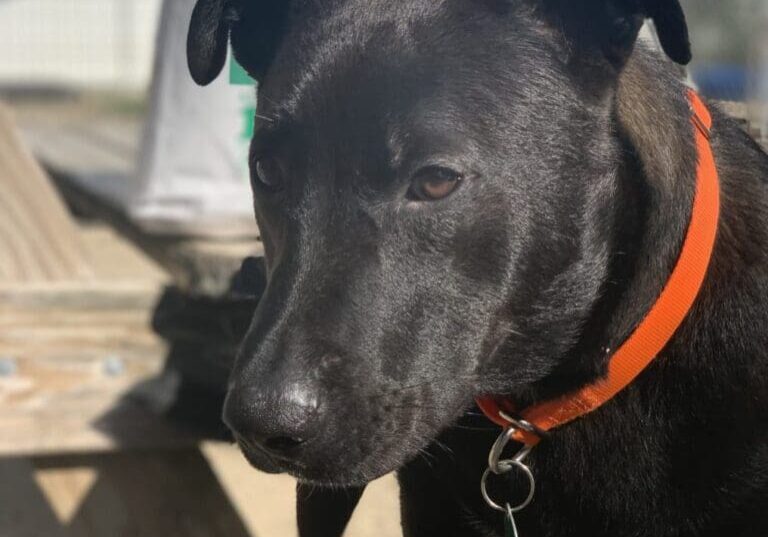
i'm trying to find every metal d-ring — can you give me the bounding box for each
[480,459,536,513]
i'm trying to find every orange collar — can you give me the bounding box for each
[476,90,720,446]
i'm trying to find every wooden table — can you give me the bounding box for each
[0,100,255,536]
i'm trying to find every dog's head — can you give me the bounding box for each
[188,0,690,485]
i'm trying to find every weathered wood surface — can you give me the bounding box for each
[0,223,169,309]
[0,449,252,537]
[12,98,263,295]
[0,224,192,454]
[0,103,93,284]
[0,300,208,455]
[0,101,169,306]
[0,100,262,537]
[0,106,188,454]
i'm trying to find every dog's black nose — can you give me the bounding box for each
[223,384,321,458]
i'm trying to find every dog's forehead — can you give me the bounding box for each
[261,0,541,119]
[263,0,441,110]
[308,0,448,43]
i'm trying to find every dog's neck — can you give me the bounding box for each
[521,48,699,404]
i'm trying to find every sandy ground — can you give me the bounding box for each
[201,442,403,537]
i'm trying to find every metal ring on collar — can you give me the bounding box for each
[480,460,536,513]
[497,411,550,440]
[488,427,534,474]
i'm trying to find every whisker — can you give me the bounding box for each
[417,447,437,469]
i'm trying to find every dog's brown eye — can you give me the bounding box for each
[253,158,282,191]
[408,166,463,201]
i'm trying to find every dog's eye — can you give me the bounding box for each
[253,158,283,191]
[408,166,463,202]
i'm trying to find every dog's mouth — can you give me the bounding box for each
[230,397,470,486]
[236,436,288,474]
[235,436,399,486]
[235,396,474,487]
[236,445,372,486]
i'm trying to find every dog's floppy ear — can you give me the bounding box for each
[187,0,233,85]
[539,0,691,67]
[187,0,291,86]
[642,0,691,64]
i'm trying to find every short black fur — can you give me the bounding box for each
[187,1,768,535]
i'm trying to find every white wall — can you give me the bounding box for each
[0,0,162,90]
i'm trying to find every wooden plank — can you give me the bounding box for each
[0,223,169,309]
[0,100,191,454]
[0,101,167,305]
[0,450,252,537]
[0,103,93,283]
[0,303,204,456]
[0,217,178,455]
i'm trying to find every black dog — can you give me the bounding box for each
[187,1,768,535]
